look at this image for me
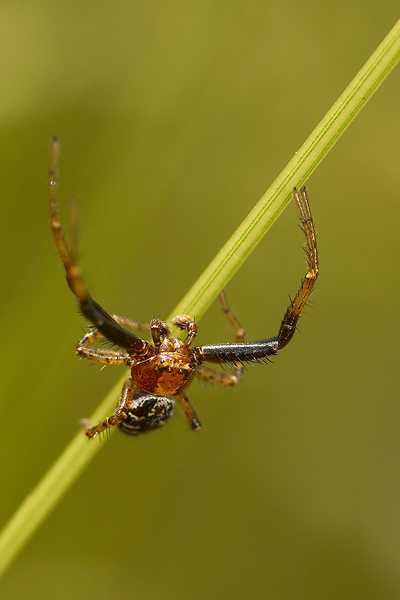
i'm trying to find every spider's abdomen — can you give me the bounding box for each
[131,344,195,397]
[118,393,174,435]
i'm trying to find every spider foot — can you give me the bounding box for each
[79,410,127,438]
[79,418,100,438]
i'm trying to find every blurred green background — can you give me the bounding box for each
[1,1,400,598]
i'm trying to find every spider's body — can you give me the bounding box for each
[49,138,319,438]
[131,336,196,397]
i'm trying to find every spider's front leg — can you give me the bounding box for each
[195,187,318,365]
[277,187,318,349]
[49,138,148,356]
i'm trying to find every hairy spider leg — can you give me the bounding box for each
[81,375,137,438]
[195,365,240,387]
[277,186,319,349]
[176,394,202,430]
[77,326,129,364]
[112,316,151,332]
[49,137,147,355]
[76,314,151,364]
[195,290,245,387]
[77,314,153,364]
[218,290,245,381]
[172,314,198,346]
[196,187,318,365]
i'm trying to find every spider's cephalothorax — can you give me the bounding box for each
[49,138,319,438]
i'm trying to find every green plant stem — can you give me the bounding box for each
[1,18,399,580]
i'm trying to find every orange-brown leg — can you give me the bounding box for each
[76,314,151,364]
[111,316,151,332]
[277,187,319,349]
[49,138,88,305]
[218,290,245,382]
[172,315,198,346]
[76,328,129,364]
[176,394,202,430]
[195,291,245,387]
[49,138,146,353]
[196,365,239,387]
[81,376,136,438]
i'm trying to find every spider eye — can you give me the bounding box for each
[117,393,174,435]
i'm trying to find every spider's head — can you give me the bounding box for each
[117,392,174,435]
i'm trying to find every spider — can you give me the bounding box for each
[49,137,319,438]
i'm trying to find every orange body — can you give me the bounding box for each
[131,337,196,396]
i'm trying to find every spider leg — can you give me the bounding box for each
[195,339,278,364]
[49,138,146,354]
[219,290,245,382]
[81,375,136,438]
[111,316,151,332]
[193,292,245,386]
[172,315,198,346]
[176,394,202,430]
[196,365,239,387]
[277,186,318,349]
[76,328,129,364]
[195,188,318,364]
[76,313,152,364]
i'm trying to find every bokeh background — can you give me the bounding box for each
[1,2,400,599]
